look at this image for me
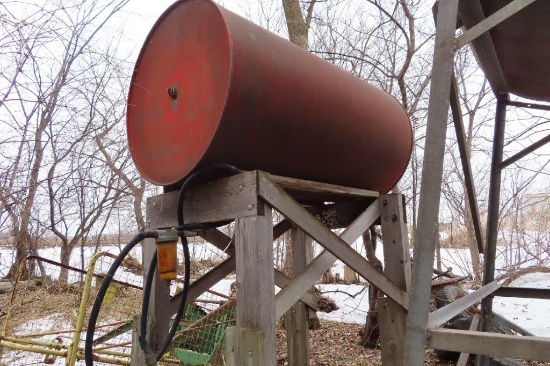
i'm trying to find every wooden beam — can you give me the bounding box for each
[427,328,550,362]
[274,200,381,319]
[428,281,500,328]
[267,173,378,199]
[457,0,538,48]
[131,315,146,365]
[378,298,407,366]
[183,171,261,223]
[169,257,235,315]
[258,172,408,313]
[200,226,319,310]
[146,190,179,229]
[273,269,318,311]
[456,314,481,366]
[226,327,265,366]
[144,210,170,352]
[234,203,276,365]
[378,194,411,366]
[285,227,311,366]
[380,194,411,292]
[200,220,291,255]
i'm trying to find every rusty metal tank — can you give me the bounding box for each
[126,0,412,192]
[477,0,550,102]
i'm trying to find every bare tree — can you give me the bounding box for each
[0,0,129,279]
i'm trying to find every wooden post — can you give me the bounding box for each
[131,315,146,365]
[226,328,265,366]
[226,202,276,365]
[344,265,357,284]
[142,200,170,353]
[378,194,411,366]
[131,314,156,365]
[285,226,311,365]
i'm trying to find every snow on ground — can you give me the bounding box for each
[316,284,369,324]
[492,272,550,336]
[1,239,549,339]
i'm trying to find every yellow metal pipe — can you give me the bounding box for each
[1,336,69,349]
[1,339,131,365]
[16,318,130,339]
[67,251,109,366]
[88,348,131,357]
[74,351,130,365]
[92,340,132,352]
[0,339,66,357]
[2,256,31,337]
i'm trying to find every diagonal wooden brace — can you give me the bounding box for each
[257,172,409,318]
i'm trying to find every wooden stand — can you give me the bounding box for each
[135,170,412,365]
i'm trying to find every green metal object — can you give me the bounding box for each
[173,302,236,366]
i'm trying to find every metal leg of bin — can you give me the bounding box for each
[404,1,459,365]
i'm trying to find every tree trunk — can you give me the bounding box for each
[360,227,383,348]
[59,244,74,284]
[6,230,34,280]
[281,0,311,49]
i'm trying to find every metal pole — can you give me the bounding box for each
[450,75,485,253]
[404,1,459,365]
[506,99,550,111]
[477,96,507,366]
[498,133,550,170]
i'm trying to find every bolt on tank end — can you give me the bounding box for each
[155,228,179,282]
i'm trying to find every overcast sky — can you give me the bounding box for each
[117,0,254,61]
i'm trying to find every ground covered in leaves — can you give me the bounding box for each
[275,319,550,366]
[276,319,451,366]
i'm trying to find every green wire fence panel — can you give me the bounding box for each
[170,299,236,366]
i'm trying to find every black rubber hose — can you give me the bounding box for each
[84,231,157,366]
[139,163,242,362]
[138,251,157,362]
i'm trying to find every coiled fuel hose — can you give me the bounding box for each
[85,164,241,365]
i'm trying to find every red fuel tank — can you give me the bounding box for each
[127,0,412,192]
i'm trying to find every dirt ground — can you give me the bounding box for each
[276,319,550,366]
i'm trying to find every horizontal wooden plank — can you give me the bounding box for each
[146,190,179,229]
[267,173,379,202]
[427,328,550,362]
[146,171,260,228]
[258,172,408,311]
[183,171,261,223]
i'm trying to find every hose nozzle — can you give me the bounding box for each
[155,229,178,282]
